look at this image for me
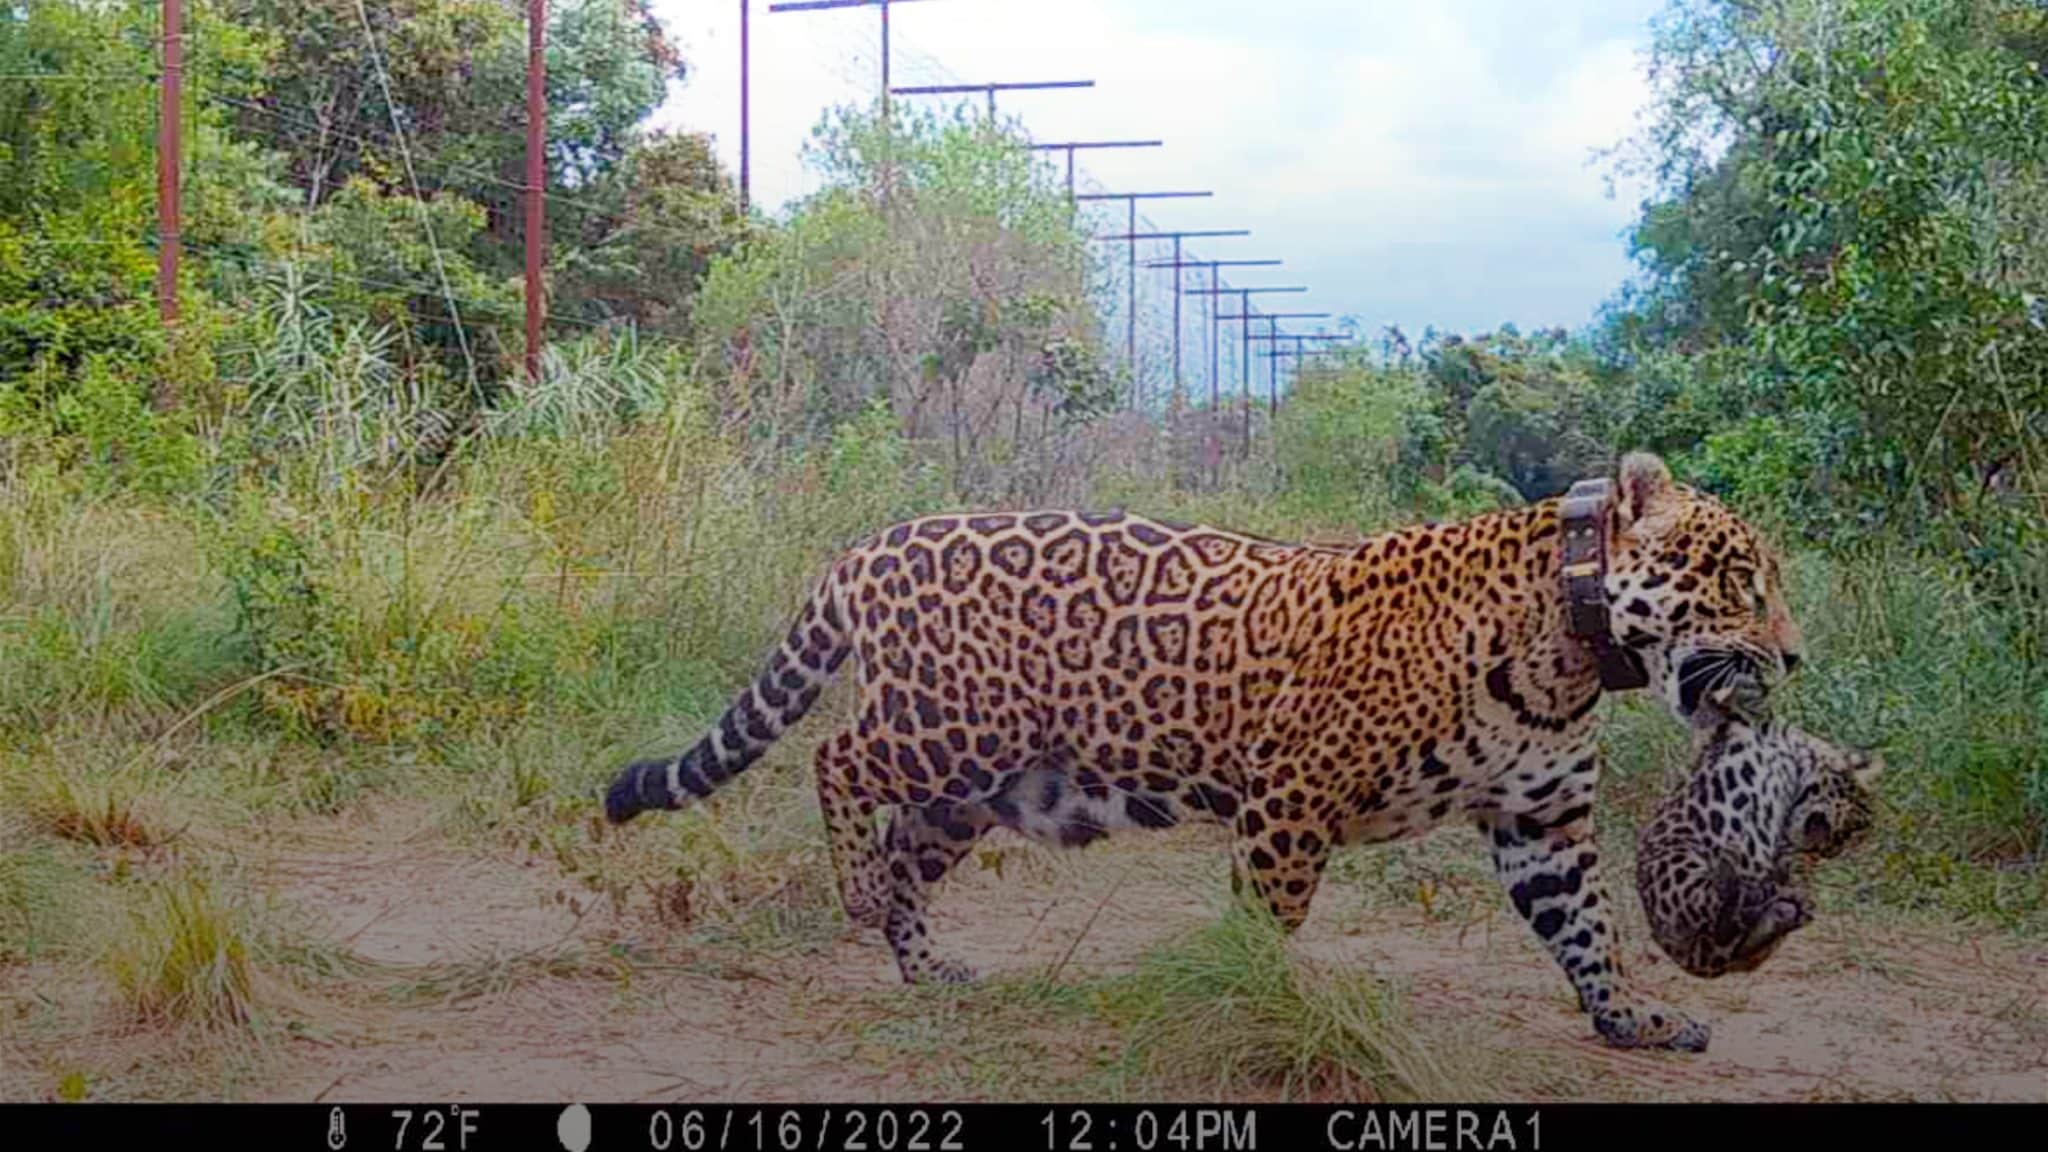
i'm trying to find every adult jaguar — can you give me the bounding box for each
[605,453,1804,1052]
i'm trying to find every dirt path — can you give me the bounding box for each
[227,809,2048,1104]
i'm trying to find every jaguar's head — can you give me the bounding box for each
[1599,453,1805,723]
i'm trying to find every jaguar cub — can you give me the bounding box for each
[1636,693,1880,978]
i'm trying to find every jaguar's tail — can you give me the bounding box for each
[604,576,850,824]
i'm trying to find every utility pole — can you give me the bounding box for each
[1074,190,1213,387]
[1258,336,1343,399]
[1031,140,1163,200]
[1189,290,1311,382]
[1233,316,1333,416]
[1238,315,1334,326]
[1152,257,1282,484]
[1190,286,1308,454]
[1150,257,1282,411]
[767,0,938,127]
[892,79,1094,120]
[1096,229,1251,409]
[749,0,757,213]
[525,0,546,384]
[1262,317,1278,417]
[157,0,182,331]
[769,0,937,379]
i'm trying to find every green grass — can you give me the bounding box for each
[1087,906,1467,1101]
[911,903,1501,1103]
[102,870,273,1031]
[0,839,102,964]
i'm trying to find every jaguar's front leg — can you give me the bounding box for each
[1480,789,1710,1053]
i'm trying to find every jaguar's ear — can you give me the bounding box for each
[1852,753,1884,789]
[1615,452,1677,538]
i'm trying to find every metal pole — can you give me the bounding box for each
[1032,140,1164,175]
[1240,290,1252,457]
[1266,316,1280,416]
[1171,234,1182,411]
[1079,194,1221,404]
[1127,198,1136,398]
[525,0,547,383]
[1144,259,1281,422]
[1207,264,1220,485]
[892,80,1094,122]
[157,0,181,329]
[749,0,757,213]
[1208,264,1220,413]
[1114,232,1252,409]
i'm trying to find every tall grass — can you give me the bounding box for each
[0,839,102,964]
[1088,906,1483,1101]
[103,872,264,1029]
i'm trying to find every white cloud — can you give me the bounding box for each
[646,0,1663,334]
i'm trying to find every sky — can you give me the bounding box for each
[646,0,1668,339]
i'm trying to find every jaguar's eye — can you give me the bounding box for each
[1723,566,1767,617]
[1720,568,1754,613]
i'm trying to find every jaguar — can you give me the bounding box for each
[605,453,1804,1051]
[1637,686,1880,979]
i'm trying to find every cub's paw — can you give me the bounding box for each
[903,957,978,986]
[1594,1002,1711,1053]
[1723,892,1810,973]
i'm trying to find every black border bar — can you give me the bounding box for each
[1,1102,2040,1152]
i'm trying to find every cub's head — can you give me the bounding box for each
[1686,683,1882,860]
[1785,736,1882,860]
[1599,453,1805,723]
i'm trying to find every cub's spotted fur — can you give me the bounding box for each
[1637,697,1880,978]
[605,454,1804,1052]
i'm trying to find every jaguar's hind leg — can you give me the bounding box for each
[1229,804,1336,931]
[882,800,996,984]
[815,733,888,930]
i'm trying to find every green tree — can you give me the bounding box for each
[217,1,678,215]
[1611,0,2048,536]
[692,104,1103,496]
[549,130,749,336]
[1417,327,1629,500]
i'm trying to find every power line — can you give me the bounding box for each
[0,73,156,82]
[211,95,740,263]
[185,239,615,333]
[892,79,1094,120]
[352,0,479,398]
